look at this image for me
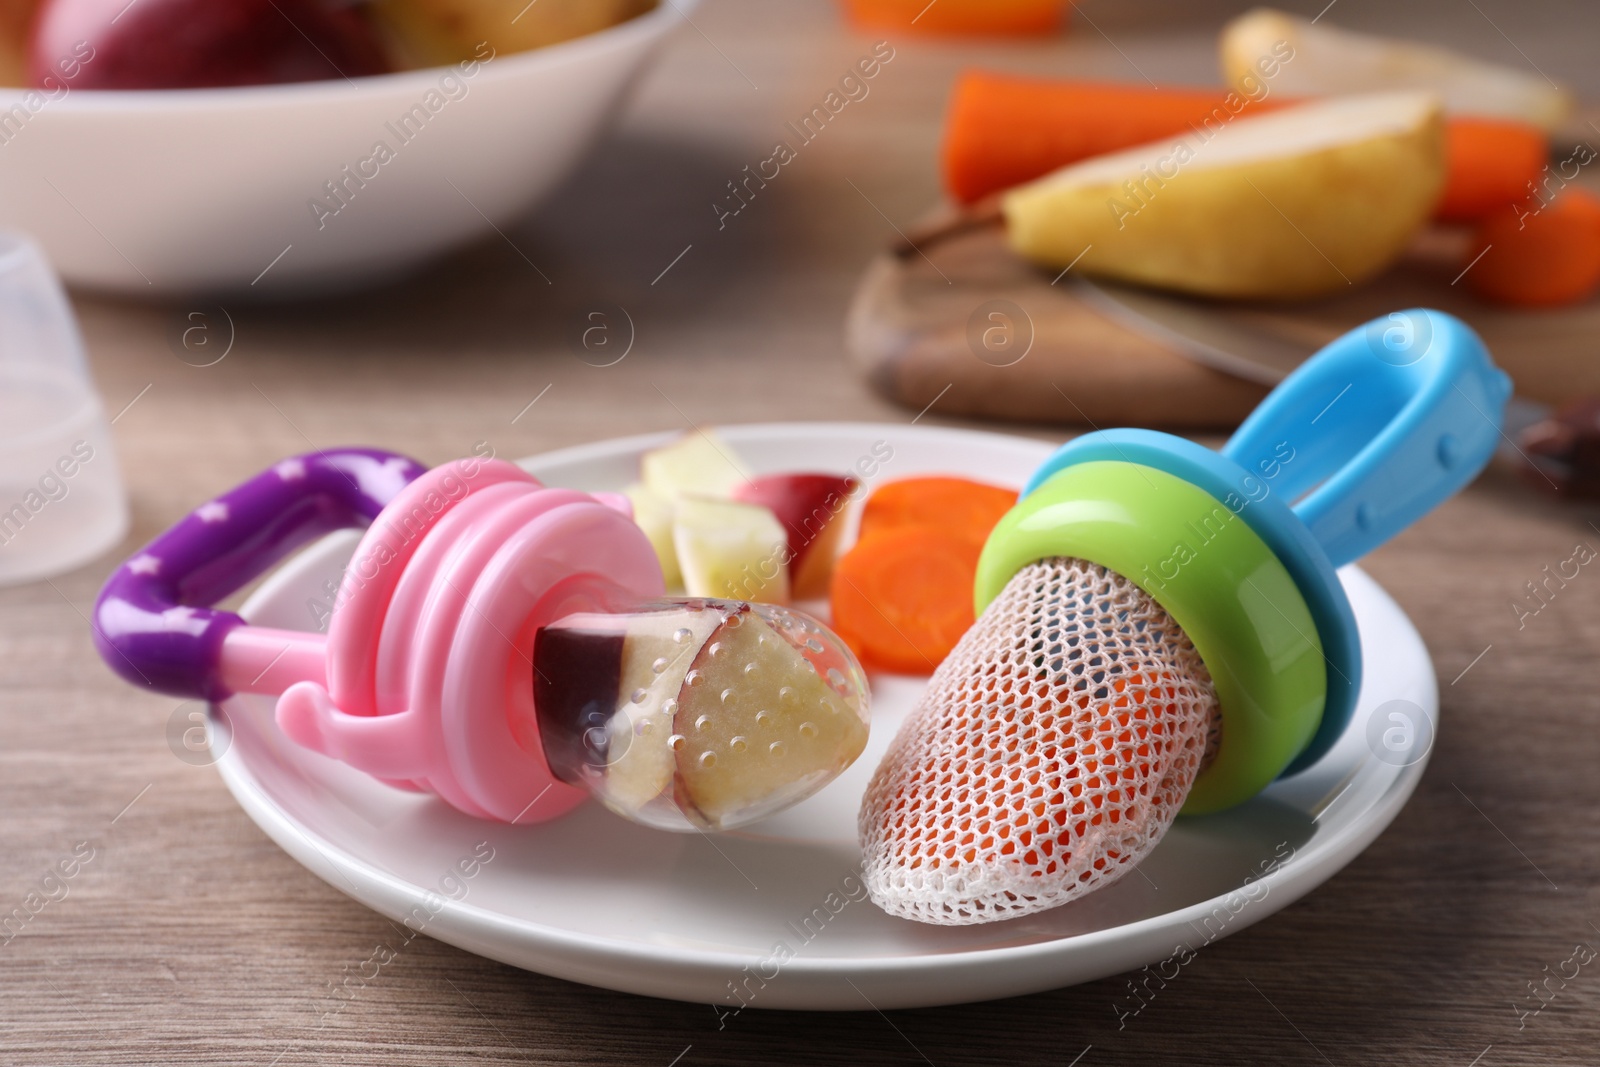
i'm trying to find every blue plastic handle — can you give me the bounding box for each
[1222,309,1512,568]
[1017,308,1512,778]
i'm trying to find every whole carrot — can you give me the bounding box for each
[942,71,1548,224]
[941,72,1278,204]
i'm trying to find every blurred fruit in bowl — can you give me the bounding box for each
[0,0,40,84]
[840,0,1070,36]
[0,0,690,293]
[373,0,657,67]
[28,0,390,89]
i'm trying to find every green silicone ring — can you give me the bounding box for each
[975,461,1326,813]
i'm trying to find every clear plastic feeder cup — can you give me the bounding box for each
[0,232,126,585]
[533,597,871,832]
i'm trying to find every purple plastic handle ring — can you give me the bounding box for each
[92,449,425,702]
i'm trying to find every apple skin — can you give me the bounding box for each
[29,0,390,90]
[731,473,858,601]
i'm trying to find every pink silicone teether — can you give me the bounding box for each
[94,449,870,830]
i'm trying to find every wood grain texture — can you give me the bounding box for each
[3,1,1599,1064]
[847,222,1270,429]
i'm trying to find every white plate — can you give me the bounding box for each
[213,423,1437,1010]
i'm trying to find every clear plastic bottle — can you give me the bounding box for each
[0,233,126,585]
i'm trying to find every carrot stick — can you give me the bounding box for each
[842,0,1071,36]
[1436,117,1550,223]
[1464,187,1600,308]
[941,73,1269,204]
[942,71,1549,224]
[830,527,982,674]
[858,476,1018,547]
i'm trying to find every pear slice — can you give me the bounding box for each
[1221,7,1573,133]
[671,608,868,829]
[1002,92,1445,300]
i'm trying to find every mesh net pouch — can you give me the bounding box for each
[859,557,1221,925]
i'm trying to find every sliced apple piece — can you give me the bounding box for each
[730,473,858,601]
[1002,91,1445,300]
[621,482,681,590]
[532,606,721,821]
[641,429,750,501]
[672,606,869,827]
[1221,7,1572,133]
[533,600,870,832]
[602,610,714,815]
[673,496,790,605]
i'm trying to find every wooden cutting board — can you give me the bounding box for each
[847,214,1600,430]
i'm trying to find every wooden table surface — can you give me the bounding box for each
[5,1,1600,1063]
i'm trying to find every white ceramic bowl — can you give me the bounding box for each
[0,2,690,296]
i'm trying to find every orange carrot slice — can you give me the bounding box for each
[830,526,982,674]
[858,476,1018,548]
[1465,188,1600,308]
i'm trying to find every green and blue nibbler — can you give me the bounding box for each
[987,308,1511,812]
